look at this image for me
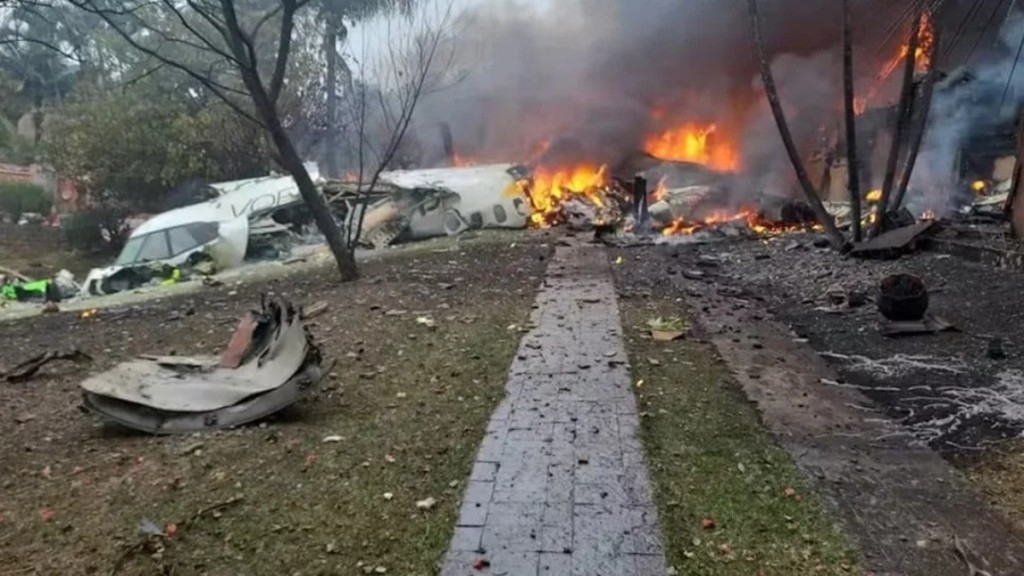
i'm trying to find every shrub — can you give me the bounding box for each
[0,182,51,221]
[63,206,130,255]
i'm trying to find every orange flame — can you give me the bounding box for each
[452,152,477,167]
[662,206,819,237]
[652,177,668,202]
[521,164,609,226]
[972,180,987,194]
[858,12,934,113]
[644,123,740,171]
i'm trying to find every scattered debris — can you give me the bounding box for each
[647,317,687,341]
[303,301,329,319]
[881,315,957,337]
[2,349,92,383]
[80,297,322,434]
[112,496,244,573]
[850,220,937,258]
[415,497,437,510]
[953,535,994,576]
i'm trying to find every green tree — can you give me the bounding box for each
[318,0,415,178]
[42,86,183,212]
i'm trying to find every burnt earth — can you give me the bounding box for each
[610,235,1024,574]
[616,235,1024,452]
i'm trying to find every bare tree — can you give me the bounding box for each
[331,0,458,248]
[892,2,945,212]
[62,0,362,279]
[842,0,862,241]
[875,6,922,234]
[746,0,846,248]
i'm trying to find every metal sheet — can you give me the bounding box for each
[79,303,308,412]
[82,364,321,434]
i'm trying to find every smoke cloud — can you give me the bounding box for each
[910,9,1024,215]
[411,0,970,198]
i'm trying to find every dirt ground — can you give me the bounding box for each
[0,235,552,576]
[609,233,1024,573]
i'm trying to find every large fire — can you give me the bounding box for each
[520,164,610,226]
[662,207,817,237]
[644,123,740,171]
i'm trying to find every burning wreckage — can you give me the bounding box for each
[60,157,818,304]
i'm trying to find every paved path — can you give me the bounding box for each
[441,244,668,576]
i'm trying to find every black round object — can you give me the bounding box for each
[877,274,929,321]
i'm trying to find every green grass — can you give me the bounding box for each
[620,297,860,575]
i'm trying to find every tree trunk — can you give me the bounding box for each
[324,23,340,179]
[875,8,921,232]
[746,0,846,248]
[274,118,358,280]
[842,0,862,241]
[240,72,359,281]
[892,9,943,211]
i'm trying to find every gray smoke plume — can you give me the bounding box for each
[909,8,1024,215]
[411,0,919,196]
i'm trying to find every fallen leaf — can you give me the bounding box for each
[635,379,644,388]
[416,316,437,328]
[385,454,397,463]
[614,256,624,265]
[416,497,437,510]
[322,435,344,443]
[374,567,387,574]
[383,493,394,501]
[647,358,661,366]
[39,509,55,522]
[41,465,52,479]
[701,517,716,530]
[395,392,407,399]
[164,523,177,538]
[306,453,317,466]
[783,486,796,498]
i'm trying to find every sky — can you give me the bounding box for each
[344,0,554,72]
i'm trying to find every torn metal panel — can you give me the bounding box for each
[81,298,321,435]
[81,300,309,412]
[377,163,531,238]
[851,220,936,256]
[82,363,321,435]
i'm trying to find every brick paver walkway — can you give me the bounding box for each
[440,244,667,576]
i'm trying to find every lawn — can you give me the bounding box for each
[618,293,860,575]
[0,237,551,576]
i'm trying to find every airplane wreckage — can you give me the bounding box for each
[77,163,532,297]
